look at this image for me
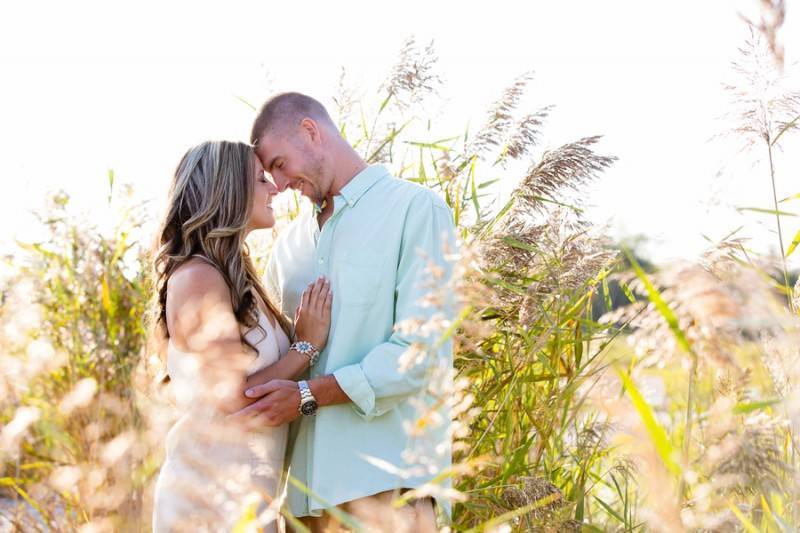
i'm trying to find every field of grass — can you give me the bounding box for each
[2,16,800,533]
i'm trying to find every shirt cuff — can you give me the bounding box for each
[332,364,377,420]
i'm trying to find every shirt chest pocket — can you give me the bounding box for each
[338,250,386,308]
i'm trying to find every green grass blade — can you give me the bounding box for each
[594,495,626,524]
[234,95,257,111]
[625,250,693,354]
[779,192,800,203]
[286,475,364,531]
[736,206,798,217]
[616,367,680,475]
[771,112,800,147]
[785,228,800,257]
[729,502,760,533]
[732,398,781,414]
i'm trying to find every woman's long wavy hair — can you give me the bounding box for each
[150,141,291,370]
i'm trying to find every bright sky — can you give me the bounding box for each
[2,0,799,266]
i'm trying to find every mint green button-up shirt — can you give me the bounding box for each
[264,164,455,521]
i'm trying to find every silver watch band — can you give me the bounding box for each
[297,380,318,416]
[298,380,315,401]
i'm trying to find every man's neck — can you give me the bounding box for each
[329,157,368,197]
[316,149,367,229]
[315,195,335,230]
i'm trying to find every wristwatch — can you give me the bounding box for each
[297,380,318,416]
[290,340,320,366]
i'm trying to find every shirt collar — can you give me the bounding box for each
[337,164,390,208]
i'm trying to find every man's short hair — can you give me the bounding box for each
[250,92,335,146]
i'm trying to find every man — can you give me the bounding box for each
[240,92,455,532]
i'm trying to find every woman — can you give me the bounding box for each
[150,140,330,532]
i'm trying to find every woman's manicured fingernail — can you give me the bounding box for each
[245,389,255,397]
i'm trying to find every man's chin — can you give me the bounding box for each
[301,187,321,204]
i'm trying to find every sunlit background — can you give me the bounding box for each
[2,0,799,266]
[3,2,800,531]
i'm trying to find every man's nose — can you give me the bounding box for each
[273,173,290,192]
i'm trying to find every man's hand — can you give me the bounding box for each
[227,379,301,427]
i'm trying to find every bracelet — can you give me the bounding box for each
[290,340,320,366]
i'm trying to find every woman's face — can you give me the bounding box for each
[248,154,279,231]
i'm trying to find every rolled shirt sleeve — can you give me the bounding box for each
[332,191,456,421]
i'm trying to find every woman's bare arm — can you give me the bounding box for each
[166,262,331,415]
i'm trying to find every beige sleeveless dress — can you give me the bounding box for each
[153,305,291,532]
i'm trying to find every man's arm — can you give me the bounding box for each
[330,191,456,421]
[228,374,347,427]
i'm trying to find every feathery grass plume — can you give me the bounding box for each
[333,66,357,136]
[707,411,787,496]
[515,136,616,215]
[501,476,572,531]
[452,84,621,528]
[380,36,441,111]
[467,72,534,160]
[0,187,155,531]
[479,210,617,328]
[723,29,800,151]
[601,244,787,374]
[347,37,442,167]
[495,105,553,166]
[681,389,789,529]
[740,0,786,69]
[599,237,800,529]
[720,29,799,314]
[474,133,616,328]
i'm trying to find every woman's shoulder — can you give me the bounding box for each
[167,258,230,306]
[165,258,238,344]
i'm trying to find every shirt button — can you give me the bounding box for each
[318,258,325,264]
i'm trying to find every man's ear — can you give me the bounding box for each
[300,118,321,145]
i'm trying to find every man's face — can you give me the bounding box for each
[254,129,328,204]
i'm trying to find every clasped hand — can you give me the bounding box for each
[227,277,331,428]
[227,378,302,427]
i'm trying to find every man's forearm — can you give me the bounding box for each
[307,374,352,407]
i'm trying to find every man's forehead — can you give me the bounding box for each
[256,132,286,154]
[254,136,275,159]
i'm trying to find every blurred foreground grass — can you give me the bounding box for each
[2,27,800,532]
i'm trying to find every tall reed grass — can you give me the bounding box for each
[1,9,799,531]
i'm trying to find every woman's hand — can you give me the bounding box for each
[293,276,332,351]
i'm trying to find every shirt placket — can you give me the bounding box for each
[304,197,348,515]
[313,196,351,273]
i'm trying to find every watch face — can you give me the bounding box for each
[297,341,312,352]
[300,400,318,416]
